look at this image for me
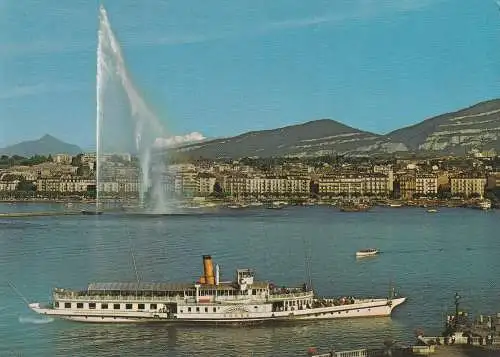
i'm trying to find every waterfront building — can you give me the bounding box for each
[247,176,310,197]
[450,175,487,198]
[197,173,217,196]
[36,178,96,193]
[318,174,389,197]
[0,179,19,191]
[487,172,500,190]
[319,175,364,197]
[373,165,394,193]
[222,174,249,197]
[221,175,310,198]
[363,173,390,197]
[397,174,416,200]
[415,174,438,196]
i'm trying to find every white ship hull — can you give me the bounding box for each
[28,255,407,325]
[29,298,406,324]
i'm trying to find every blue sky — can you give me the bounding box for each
[1,0,500,149]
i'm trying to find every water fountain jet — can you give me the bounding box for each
[96,5,172,213]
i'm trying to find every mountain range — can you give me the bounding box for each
[2,98,500,158]
[174,98,500,159]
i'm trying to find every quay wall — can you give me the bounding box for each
[0,211,82,218]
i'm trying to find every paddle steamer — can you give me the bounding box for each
[29,255,406,323]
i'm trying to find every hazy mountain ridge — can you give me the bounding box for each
[0,134,82,157]
[3,98,500,158]
[386,99,500,154]
[174,99,500,159]
[175,119,407,158]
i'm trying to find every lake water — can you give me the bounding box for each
[1,204,499,356]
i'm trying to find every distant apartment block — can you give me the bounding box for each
[450,176,487,198]
[487,172,500,189]
[53,154,72,165]
[100,180,139,194]
[198,173,217,195]
[36,178,95,193]
[318,173,389,197]
[398,173,438,199]
[415,174,438,196]
[0,180,19,191]
[222,176,310,197]
[373,165,394,192]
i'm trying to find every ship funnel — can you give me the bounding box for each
[201,255,215,285]
[215,264,220,286]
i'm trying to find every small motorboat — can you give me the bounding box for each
[427,208,438,213]
[356,249,379,258]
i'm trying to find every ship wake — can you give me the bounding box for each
[18,316,54,324]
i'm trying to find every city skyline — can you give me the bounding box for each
[1,0,500,149]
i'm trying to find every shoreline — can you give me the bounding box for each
[0,197,495,206]
[0,199,496,212]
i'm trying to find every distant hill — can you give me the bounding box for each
[173,119,408,159]
[0,134,82,157]
[173,98,500,159]
[386,99,500,155]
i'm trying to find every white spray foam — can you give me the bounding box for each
[97,5,171,212]
[18,316,54,324]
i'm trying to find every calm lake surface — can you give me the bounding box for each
[1,203,499,356]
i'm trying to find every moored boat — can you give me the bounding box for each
[29,255,405,324]
[340,203,371,212]
[471,200,492,211]
[81,210,103,215]
[355,249,379,258]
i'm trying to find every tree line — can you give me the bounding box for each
[0,155,54,168]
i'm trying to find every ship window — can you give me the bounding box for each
[205,307,208,313]
[188,307,191,312]
[138,304,145,310]
[77,303,83,309]
[54,302,59,308]
[213,307,217,313]
[126,304,132,310]
[113,304,120,310]
[196,307,200,312]
[89,303,96,309]
[252,290,256,295]
[64,303,71,308]
[101,303,108,309]
[150,304,157,310]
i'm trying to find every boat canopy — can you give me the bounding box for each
[87,282,194,293]
[86,281,269,293]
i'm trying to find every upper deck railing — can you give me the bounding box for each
[54,292,308,303]
[54,288,313,303]
[267,291,313,301]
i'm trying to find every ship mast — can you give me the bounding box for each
[303,237,313,291]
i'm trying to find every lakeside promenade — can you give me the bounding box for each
[0,196,495,208]
[0,197,496,218]
[0,211,82,218]
[309,345,500,357]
